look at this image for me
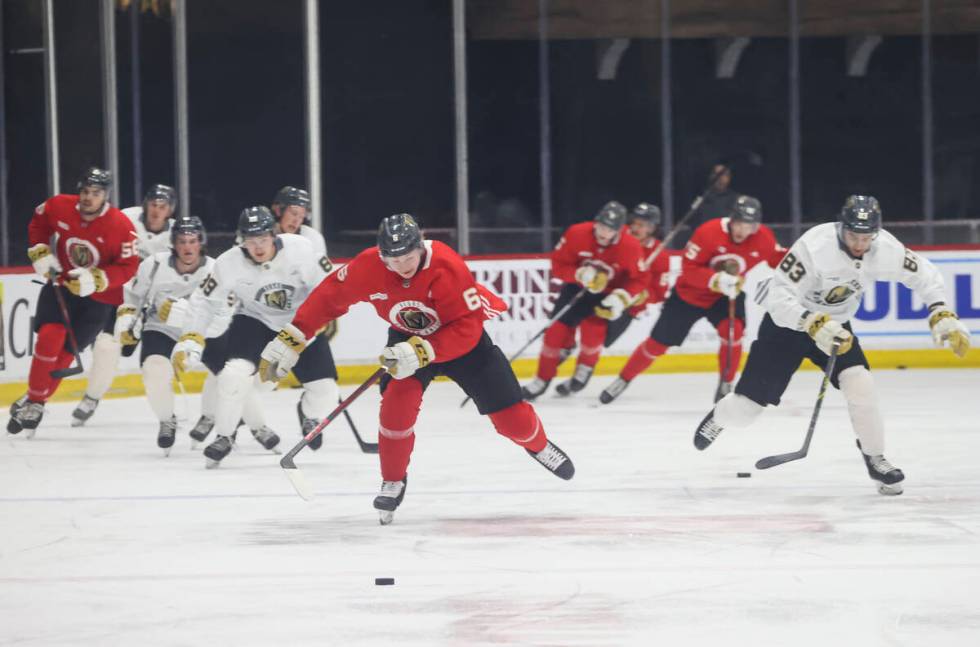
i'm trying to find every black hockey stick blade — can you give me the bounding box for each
[50,364,84,379]
[755,451,806,470]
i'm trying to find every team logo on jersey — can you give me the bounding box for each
[708,253,746,274]
[255,283,296,310]
[583,259,616,281]
[65,237,100,268]
[337,265,349,282]
[823,284,855,305]
[389,300,441,336]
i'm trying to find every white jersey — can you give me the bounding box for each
[124,252,228,340]
[122,206,173,259]
[183,233,327,337]
[765,222,947,331]
[295,224,333,274]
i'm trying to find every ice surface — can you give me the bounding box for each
[2,369,980,646]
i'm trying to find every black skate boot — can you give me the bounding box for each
[374,476,408,526]
[157,416,177,456]
[526,440,575,480]
[203,434,235,468]
[296,402,322,450]
[555,365,594,397]
[8,395,45,437]
[71,395,100,427]
[521,377,551,402]
[857,440,904,495]
[693,410,724,450]
[189,415,214,448]
[251,425,281,452]
[599,376,631,404]
[714,380,734,403]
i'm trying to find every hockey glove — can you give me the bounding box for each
[380,336,434,379]
[28,243,62,279]
[574,265,610,294]
[320,319,339,342]
[258,324,308,382]
[803,312,853,355]
[709,272,744,299]
[929,307,971,358]
[114,305,142,347]
[64,267,108,297]
[595,289,632,321]
[158,297,191,328]
[171,333,205,373]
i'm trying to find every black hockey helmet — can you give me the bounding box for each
[237,206,277,240]
[730,195,763,224]
[271,186,311,211]
[170,215,207,246]
[378,213,423,257]
[144,184,177,210]
[77,167,113,191]
[594,201,627,230]
[630,202,662,226]
[839,195,881,234]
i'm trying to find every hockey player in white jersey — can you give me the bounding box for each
[170,206,339,467]
[71,184,178,427]
[693,195,971,494]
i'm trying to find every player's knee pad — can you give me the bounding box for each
[379,377,423,436]
[714,393,764,428]
[34,323,67,361]
[218,359,255,398]
[838,366,876,405]
[488,401,544,448]
[579,318,606,357]
[301,378,338,420]
[640,337,669,358]
[141,354,174,419]
[715,318,745,343]
[542,321,575,357]
[86,332,122,397]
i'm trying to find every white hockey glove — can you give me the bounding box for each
[803,312,853,355]
[258,324,308,382]
[709,272,744,299]
[64,267,108,297]
[574,265,610,294]
[114,305,142,347]
[595,288,632,321]
[158,297,191,328]
[27,243,62,279]
[380,336,434,379]
[929,307,971,358]
[171,333,205,374]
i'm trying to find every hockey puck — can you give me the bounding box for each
[375,577,395,586]
[737,472,751,478]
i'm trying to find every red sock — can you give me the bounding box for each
[715,318,745,382]
[577,317,606,368]
[621,338,669,381]
[378,378,423,481]
[27,324,71,402]
[537,322,575,381]
[488,402,547,453]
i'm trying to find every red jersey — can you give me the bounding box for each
[629,237,673,316]
[28,194,140,306]
[675,217,784,309]
[292,240,508,363]
[552,221,645,297]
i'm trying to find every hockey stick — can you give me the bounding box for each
[281,366,387,500]
[122,258,162,358]
[755,342,841,470]
[340,400,378,453]
[49,280,85,379]
[459,288,588,408]
[725,298,736,381]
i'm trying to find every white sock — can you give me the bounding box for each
[839,366,885,456]
[85,333,121,399]
[200,371,219,418]
[213,359,255,438]
[241,384,268,430]
[714,393,765,428]
[141,354,175,421]
[300,378,339,420]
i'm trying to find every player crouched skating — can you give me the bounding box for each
[693,195,971,495]
[170,207,338,468]
[259,214,575,525]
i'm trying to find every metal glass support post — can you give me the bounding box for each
[173,0,190,215]
[660,0,673,233]
[789,0,802,239]
[101,0,119,203]
[130,2,142,202]
[303,0,323,231]
[922,0,934,243]
[538,0,553,251]
[0,0,8,265]
[42,0,60,194]
[452,0,470,254]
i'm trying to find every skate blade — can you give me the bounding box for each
[70,418,85,428]
[378,510,395,525]
[205,458,222,469]
[878,482,903,496]
[160,446,173,457]
[190,440,200,450]
[25,428,37,440]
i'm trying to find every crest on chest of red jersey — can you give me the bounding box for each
[389,300,441,336]
[65,237,100,268]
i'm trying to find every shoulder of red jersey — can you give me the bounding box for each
[36,194,79,215]
[103,206,139,233]
[425,240,468,269]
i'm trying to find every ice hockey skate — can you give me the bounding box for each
[599,376,630,404]
[555,365,594,397]
[250,425,281,452]
[714,380,733,403]
[7,395,45,438]
[526,440,575,480]
[203,434,235,468]
[374,477,408,525]
[157,416,177,456]
[693,410,725,450]
[857,440,904,495]
[188,415,214,448]
[296,402,322,450]
[521,377,550,402]
[71,395,100,427]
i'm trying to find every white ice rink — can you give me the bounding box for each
[2,368,980,646]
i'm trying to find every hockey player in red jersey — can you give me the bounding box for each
[600,195,785,405]
[8,167,139,435]
[258,214,575,524]
[522,201,645,400]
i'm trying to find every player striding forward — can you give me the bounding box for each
[70,183,179,427]
[8,167,139,435]
[600,195,784,405]
[693,195,971,495]
[259,214,575,525]
[170,207,338,467]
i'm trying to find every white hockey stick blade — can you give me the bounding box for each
[283,466,315,501]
